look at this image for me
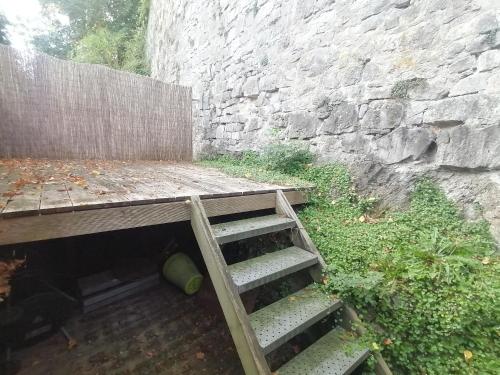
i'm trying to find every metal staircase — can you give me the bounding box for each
[190,190,383,375]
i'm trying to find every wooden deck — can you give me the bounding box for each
[0,159,307,245]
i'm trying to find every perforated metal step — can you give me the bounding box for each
[229,247,318,294]
[212,214,296,244]
[250,286,342,354]
[277,327,370,375]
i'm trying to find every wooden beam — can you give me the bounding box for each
[275,189,326,277]
[0,191,306,246]
[190,195,271,375]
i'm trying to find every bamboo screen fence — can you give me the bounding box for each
[0,45,192,161]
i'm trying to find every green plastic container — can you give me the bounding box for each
[162,253,203,295]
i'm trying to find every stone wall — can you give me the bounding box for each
[147,0,500,241]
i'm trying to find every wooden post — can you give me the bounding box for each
[190,196,271,375]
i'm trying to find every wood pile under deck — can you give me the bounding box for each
[0,159,308,245]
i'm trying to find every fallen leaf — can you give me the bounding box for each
[372,342,380,351]
[383,338,393,345]
[2,191,23,198]
[464,350,473,362]
[68,338,78,350]
[91,170,101,176]
[358,215,366,223]
[481,257,490,265]
[288,296,297,302]
[195,351,205,360]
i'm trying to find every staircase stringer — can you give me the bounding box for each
[275,189,325,282]
[276,190,393,375]
[189,195,271,375]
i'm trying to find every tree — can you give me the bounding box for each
[32,0,150,75]
[73,27,125,68]
[32,24,72,58]
[0,13,10,45]
[38,0,141,44]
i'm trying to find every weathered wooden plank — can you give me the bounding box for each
[2,184,42,217]
[190,195,271,375]
[276,189,326,273]
[167,164,243,194]
[203,190,305,217]
[0,201,190,245]
[0,191,307,245]
[0,160,306,218]
[0,182,11,214]
[40,183,73,213]
[66,184,107,211]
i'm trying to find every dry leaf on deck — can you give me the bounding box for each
[195,351,205,360]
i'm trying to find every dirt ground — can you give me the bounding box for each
[14,284,244,375]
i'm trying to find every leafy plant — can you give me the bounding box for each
[73,27,126,68]
[0,12,10,45]
[261,142,315,174]
[201,151,499,374]
[34,0,151,75]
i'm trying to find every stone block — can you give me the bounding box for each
[259,74,278,92]
[243,76,260,98]
[320,102,359,135]
[373,127,435,164]
[313,95,332,120]
[215,125,225,139]
[478,50,500,72]
[448,55,476,74]
[436,125,500,169]
[449,73,489,97]
[287,112,318,139]
[247,117,261,131]
[360,100,404,134]
[423,95,498,127]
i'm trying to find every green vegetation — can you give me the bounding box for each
[34,0,150,75]
[0,12,9,45]
[201,144,499,374]
[390,77,426,99]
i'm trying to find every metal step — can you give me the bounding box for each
[250,286,342,354]
[277,327,370,375]
[229,247,318,294]
[212,214,296,244]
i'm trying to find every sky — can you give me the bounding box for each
[0,0,67,50]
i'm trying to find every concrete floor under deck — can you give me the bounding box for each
[15,284,244,375]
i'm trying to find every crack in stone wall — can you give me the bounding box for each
[147,0,500,242]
